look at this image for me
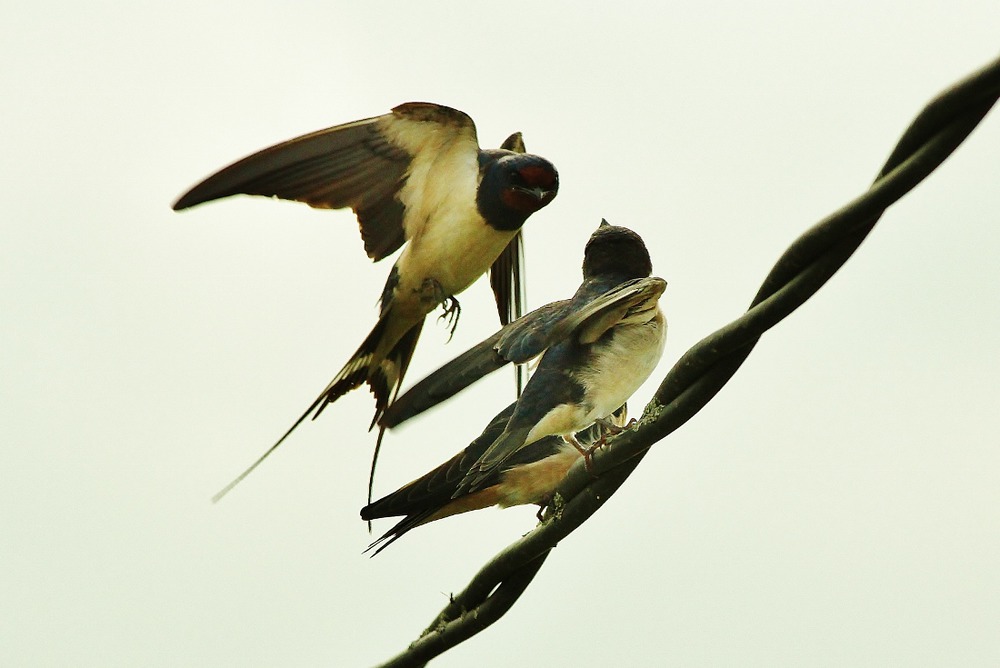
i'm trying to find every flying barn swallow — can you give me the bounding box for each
[361,403,628,554]
[173,103,559,500]
[367,221,667,547]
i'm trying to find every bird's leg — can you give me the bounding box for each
[420,278,461,341]
[565,434,599,477]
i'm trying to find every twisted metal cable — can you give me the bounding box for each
[375,54,1000,668]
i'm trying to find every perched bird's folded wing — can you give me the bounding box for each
[492,276,666,361]
[458,281,664,486]
[361,403,629,554]
[172,102,479,262]
[363,402,516,522]
[360,402,516,554]
[541,276,667,346]
[382,277,665,429]
[379,301,571,428]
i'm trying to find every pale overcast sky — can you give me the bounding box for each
[4,3,1000,666]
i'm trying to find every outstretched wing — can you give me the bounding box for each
[172,102,479,262]
[380,276,666,429]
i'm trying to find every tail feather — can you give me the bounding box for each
[365,320,423,507]
[212,314,422,503]
[312,318,390,424]
[361,404,631,554]
[365,319,422,428]
[363,509,437,556]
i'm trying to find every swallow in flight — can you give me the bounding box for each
[369,221,666,544]
[173,103,559,500]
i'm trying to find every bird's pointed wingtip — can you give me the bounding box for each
[500,131,525,153]
[172,189,202,211]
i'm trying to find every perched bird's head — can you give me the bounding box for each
[582,220,653,279]
[477,153,559,231]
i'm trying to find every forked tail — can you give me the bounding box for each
[212,315,424,503]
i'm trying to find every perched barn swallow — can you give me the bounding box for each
[380,220,667,499]
[173,103,558,500]
[361,403,628,554]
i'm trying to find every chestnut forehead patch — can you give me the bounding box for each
[516,163,558,189]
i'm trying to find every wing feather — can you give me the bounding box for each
[173,102,481,262]
[381,278,665,429]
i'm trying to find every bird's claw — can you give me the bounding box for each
[420,278,461,341]
[594,416,638,447]
[437,295,461,341]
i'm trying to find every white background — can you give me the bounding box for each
[4,3,999,666]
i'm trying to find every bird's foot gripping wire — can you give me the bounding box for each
[565,417,640,478]
[593,416,638,448]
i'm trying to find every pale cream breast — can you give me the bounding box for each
[517,307,665,447]
[407,216,516,295]
[575,307,666,421]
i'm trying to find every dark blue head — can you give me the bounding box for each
[582,220,653,279]
[476,152,559,231]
